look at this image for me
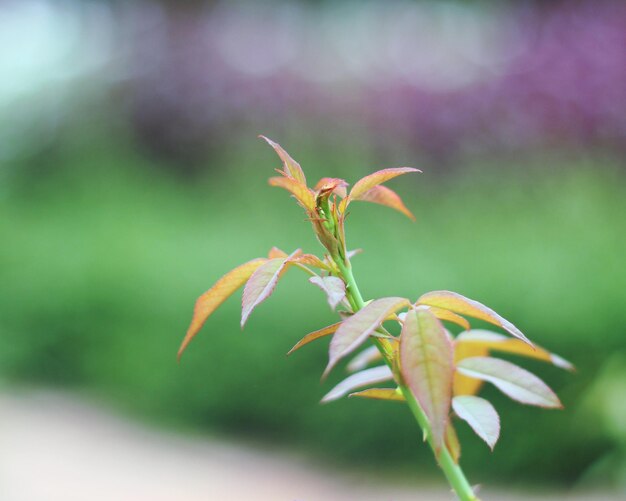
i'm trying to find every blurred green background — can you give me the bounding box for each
[1,0,625,494]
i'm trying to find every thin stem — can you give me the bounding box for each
[334,257,479,501]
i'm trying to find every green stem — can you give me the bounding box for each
[335,257,479,501]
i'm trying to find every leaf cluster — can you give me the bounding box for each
[179,137,571,464]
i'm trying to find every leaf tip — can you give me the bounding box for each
[176,327,195,363]
[321,360,335,381]
[552,353,576,372]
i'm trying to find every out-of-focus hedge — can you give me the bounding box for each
[0,131,624,487]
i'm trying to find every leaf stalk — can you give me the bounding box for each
[334,256,479,501]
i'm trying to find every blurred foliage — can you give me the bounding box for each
[578,355,626,491]
[0,124,624,488]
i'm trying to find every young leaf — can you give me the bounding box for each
[400,308,455,451]
[324,297,409,377]
[268,247,288,259]
[425,305,471,331]
[287,322,342,355]
[241,250,301,327]
[353,185,415,220]
[321,365,393,403]
[377,337,399,362]
[268,176,316,211]
[445,422,462,463]
[457,357,563,409]
[309,276,346,310]
[314,177,348,198]
[452,395,500,450]
[456,330,574,371]
[347,345,383,373]
[294,254,331,271]
[349,167,421,201]
[345,249,363,259]
[349,388,406,402]
[178,258,267,360]
[453,341,488,396]
[416,290,532,347]
[259,136,307,185]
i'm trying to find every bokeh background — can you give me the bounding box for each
[1,0,625,499]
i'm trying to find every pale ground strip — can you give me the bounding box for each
[0,390,619,501]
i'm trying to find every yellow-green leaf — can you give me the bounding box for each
[324,297,409,377]
[178,258,267,360]
[417,290,532,347]
[453,341,488,396]
[456,330,574,371]
[349,388,406,402]
[259,135,307,185]
[241,250,301,327]
[400,308,455,451]
[425,305,471,331]
[445,422,462,463]
[287,322,342,355]
[268,176,315,211]
[353,185,415,220]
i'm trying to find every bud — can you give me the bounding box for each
[311,179,349,261]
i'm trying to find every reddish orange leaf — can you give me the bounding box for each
[259,136,307,185]
[294,254,331,270]
[269,250,329,274]
[353,185,415,220]
[268,247,288,259]
[457,330,574,371]
[417,290,533,347]
[268,176,316,211]
[349,388,406,402]
[178,258,267,360]
[322,365,393,403]
[314,177,348,198]
[400,308,454,452]
[350,167,421,200]
[287,322,342,355]
[324,297,409,377]
[241,250,301,327]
